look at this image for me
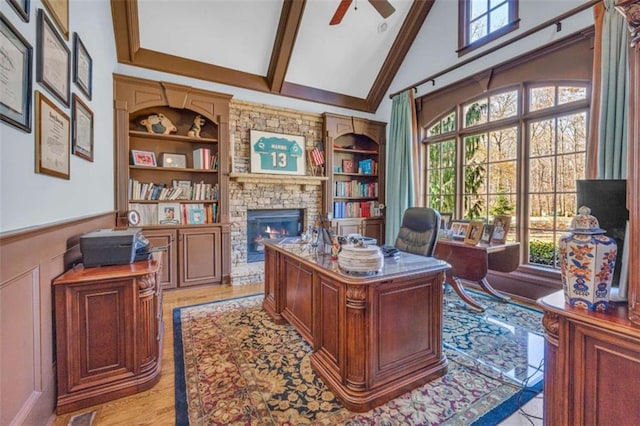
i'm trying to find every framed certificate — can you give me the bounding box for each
[73,33,92,99]
[0,14,32,132]
[35,91,70,179]
[72,94,93,161]
[36,8,70,106]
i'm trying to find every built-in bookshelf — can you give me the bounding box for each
[114,74,232,288]
[323,113,386,243]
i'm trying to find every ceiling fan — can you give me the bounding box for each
[330,0,396,25]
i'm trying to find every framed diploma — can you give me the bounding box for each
[72,33,92,99]
[35,91,70,179]
[72,94,93,162]
[41,0,68,39]
[0,13,32,132]
[36,8,70,107]
[6,0,30,22]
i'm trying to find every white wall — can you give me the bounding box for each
[0,0,117,233]
[373,0,595,122]
[0,0,596,234]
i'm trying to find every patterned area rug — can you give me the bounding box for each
[174,289,544,425]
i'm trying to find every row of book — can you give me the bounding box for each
[334,181,378,198]
[333,201,382,219]
[129,178,219,201]
[193,148,218,170]
[128,202,219,225]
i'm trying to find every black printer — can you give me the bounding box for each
[80,228,152,267]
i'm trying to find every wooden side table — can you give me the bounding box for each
[52,254,163,414]
[434,240,519,312]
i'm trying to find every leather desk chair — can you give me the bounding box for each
[394,207,441,257]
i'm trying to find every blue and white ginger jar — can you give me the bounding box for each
[559,206,617,311]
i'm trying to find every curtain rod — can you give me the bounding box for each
[389,0,602,99]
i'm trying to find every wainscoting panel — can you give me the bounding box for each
[0,212,115,425]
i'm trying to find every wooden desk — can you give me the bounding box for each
[53,255,163,414]
[262,242,450,412]
[434,240,519,312]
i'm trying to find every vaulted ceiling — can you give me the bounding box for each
[111,0,435,113]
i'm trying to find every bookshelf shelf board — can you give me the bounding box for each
[129,199,219,204]
[130,165,218,173]
[129,130,218,144]
[333,196,378,200]
[334,147,378,155]
[334,172,378,177]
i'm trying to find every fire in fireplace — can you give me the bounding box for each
[247,209,304,262]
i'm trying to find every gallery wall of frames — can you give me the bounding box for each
[2,0,94,178]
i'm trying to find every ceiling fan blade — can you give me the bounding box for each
[368,0,395,19]
[330,0,353,25]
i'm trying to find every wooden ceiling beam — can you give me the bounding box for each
[267,0,306,93]
[367,0,435,110]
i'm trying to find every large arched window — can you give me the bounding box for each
[423,82,589,271]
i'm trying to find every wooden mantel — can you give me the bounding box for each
[229,173,327,190]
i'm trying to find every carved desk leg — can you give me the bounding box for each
[477,277,511,302]
[445,274,485,312]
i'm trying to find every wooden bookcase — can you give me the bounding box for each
[114,74,232,288]
[323,113,386,244]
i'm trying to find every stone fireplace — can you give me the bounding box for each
[228,100,325,285]
[246,208,304,263]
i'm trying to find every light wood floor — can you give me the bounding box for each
[53,283,264,426]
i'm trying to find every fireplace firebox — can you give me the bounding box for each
[247,209,304,262]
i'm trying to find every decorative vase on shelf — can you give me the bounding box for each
[559,205,618,311]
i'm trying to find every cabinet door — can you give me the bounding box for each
[179,227,222,287]
[57,280,136,393]
[363,217,385,244]
[143,229,177,290]
[335,218,361,236]
[569,322,640,425]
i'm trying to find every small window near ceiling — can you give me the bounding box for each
[458,0,519,56]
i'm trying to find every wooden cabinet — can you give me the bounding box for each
[114,74,232,287]
[323,113,386,243]
[53,256,163,414]
[144,229,177,289]
[539,292,640,425]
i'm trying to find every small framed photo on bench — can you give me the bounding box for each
[464,220,484,245]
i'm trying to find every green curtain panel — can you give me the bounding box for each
[598,0,628,179]
[385,90,416,244]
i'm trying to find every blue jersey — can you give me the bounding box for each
[253,137,303,172]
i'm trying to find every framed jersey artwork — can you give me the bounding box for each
[250,130,306,175]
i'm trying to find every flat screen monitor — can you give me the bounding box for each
[576,179,628,292]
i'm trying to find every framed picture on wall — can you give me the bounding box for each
[0,14,32,132]
[250,130,306,175]
[36,8,70,106]
[7,0,30,22]
[41,0,68,39]
[73,33,92,99]
[35,91,70,179]
[72,94,93,161]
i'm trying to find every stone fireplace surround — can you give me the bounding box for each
[228,100,324,285]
